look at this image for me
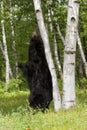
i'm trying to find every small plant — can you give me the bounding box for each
[7,75,28,92]
[7,77,21,92]
[80,77,87,87]
[0,81,6,93]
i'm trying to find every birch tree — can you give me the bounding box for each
[33,0,61,112]
[62,0,80,109]
[9,0,18,76]
[58,27,87,78]
[0,42,13,78]
[47,5,63,80]
[57,24,65,46]
[77,32,87,77]
[55,20,87,78]
[1,1,10,90]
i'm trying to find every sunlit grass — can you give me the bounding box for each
[0,89,87,130]
[0,91,29,114]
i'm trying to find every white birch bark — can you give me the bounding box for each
[0,42,13,78]
[77,32,87,77]
[48,8,63,80]
[1,21,9,89]
[9,0,18,76]
[0,42,5,57]
[57,25,87,77]
[33,0,61,111]
[54,13,86,78]
[57,25,65,46]
[53,35,63,80]
[1,20,9,91]
[1,1,10,90]
[62,0,80,109]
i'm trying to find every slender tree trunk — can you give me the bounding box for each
[0,42,13,78]
[1,2,10,90]
[33,0,61,111]
[62,0,80,109]
[47,8,63,80]
[9,0,18,76]
[77,32,87,77]
[57,25,65,46]
[78,49,83,77]
[1,1,10,91]
[53,35,63,80]
[77,48,84,88]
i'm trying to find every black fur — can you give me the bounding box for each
[18,32,53,110]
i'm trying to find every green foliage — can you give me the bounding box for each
[0,76,28,92]
[0,3,87,130]
[0,0,87,82]
[8,77,22,92]
[80,77,87,88]
[80,77,87,82]
[7,76,28,92]
[79,0,87,58]
[0,89,87,130]
[0,0,35,79]
[0,91,29,114]
[0,81,6,93]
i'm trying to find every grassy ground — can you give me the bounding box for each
[0,89,87,130]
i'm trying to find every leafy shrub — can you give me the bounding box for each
[0,81,6,93]
[77,77,87,88]
[80,77,87,88]
[8,75,28,92]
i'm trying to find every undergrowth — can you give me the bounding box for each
[0,88,87,130]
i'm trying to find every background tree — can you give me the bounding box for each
[1,1,10,90]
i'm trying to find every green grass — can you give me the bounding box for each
[0,89,87,130]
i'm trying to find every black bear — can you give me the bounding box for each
[18,32,53,110]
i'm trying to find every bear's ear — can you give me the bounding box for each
[32,31,37,38]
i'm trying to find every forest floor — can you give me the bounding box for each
[0,89,87,130]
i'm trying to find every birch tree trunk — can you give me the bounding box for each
[77,32,87,77]
[47,8,63,80]
[53,35,63,80]
[57,25,87,77]
[56,24,87,78]
[0,42,13,78]
[62,0,80,109]
[78,49,83,77]
[1,1,10,90]
[9,0,18,76]
[33,0,61,111]
[57,25,65,46]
